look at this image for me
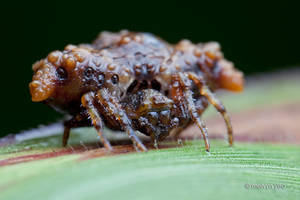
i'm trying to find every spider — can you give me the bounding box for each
[29,31,244,152]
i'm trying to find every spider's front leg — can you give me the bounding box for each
[81,92,113,151]
[170,73,210,151]
[83,88,148,152]
[187,73,234,146]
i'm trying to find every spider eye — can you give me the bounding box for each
[84,67,94,79]
[98,73,105,85]
[111,74,119,84]
[56,67,68,80]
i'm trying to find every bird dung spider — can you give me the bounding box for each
[29,30,244,152]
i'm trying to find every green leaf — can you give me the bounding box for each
[0,141,300,200]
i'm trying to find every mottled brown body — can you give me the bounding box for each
[29,30,244,152]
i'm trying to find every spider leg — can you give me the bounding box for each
[95,88,147,152]
[171,73,210,152]
[62,126,70,147]
[138,116,159,148]
[81,92,112,151]
[187,73,234,146]
[62,113,90,147]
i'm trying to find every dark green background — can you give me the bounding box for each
[1,0,299,136]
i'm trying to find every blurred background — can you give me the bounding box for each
[1,0,299,136]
